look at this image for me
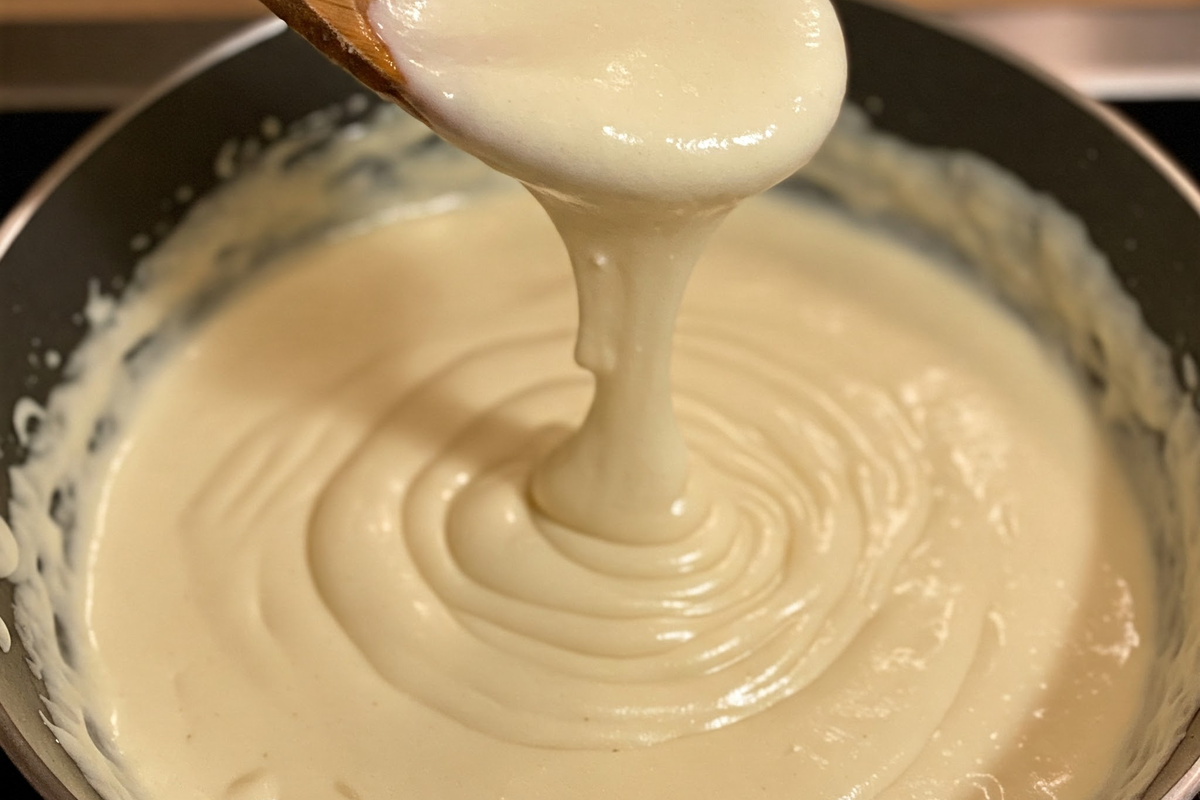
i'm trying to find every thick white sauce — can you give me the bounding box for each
[368,0,846,203]
[65,190,1156,800]
[367,0,844,550]
[5,103,1198,800]
[1,0,1197,795]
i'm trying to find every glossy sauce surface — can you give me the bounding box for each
[369,0,846,543]
[77,191,1155,800]
[3,0,1172,797]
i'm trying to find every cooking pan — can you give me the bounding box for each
[1,3,1198,798]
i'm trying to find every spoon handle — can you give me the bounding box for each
[258,0,426,121]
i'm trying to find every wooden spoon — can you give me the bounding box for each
[256,0,428,122]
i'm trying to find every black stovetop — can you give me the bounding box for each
[1,102,1198,799]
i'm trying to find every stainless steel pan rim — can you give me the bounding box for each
[888,0,1200,222]
[0,17,287,261]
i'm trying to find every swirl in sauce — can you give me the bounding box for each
[83,189,1154,799]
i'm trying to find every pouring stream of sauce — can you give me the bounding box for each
[368,0,847,538]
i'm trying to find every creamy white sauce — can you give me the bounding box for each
[367,0,846,546]
[368,0,846,204]
[3,0,1200,788]
[2,105,1198,800]
[21,176,1161,800]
